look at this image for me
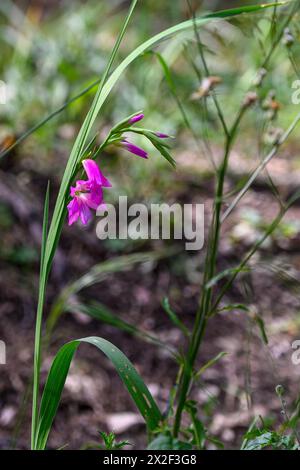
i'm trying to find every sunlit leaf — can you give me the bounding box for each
[35,336,162,449]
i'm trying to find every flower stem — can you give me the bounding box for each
[31,183,50,449]
[31,279,47,449]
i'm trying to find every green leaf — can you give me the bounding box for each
[99,431,130,450]
[44,0,139,274]
[146,134,176,168]
[162,297,190,337]
[217,304,249,314]
[47,250,174,336]
[35,336,162,450]
[254,313,269,345]
[146,51,200,151]
[242,428,297,450]
[31,0,287,450]
[148,434,192,450]
[31,182,50,447]
[194,352,228,379]
[40,182,50,272]
[185,401,206,449]
[205,266,250,289]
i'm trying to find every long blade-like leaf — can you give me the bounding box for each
[31,182,50,447]
[65,301,175,353]
[35,336,162,449]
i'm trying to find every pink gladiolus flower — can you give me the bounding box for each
[120,139,148,159]
[67,159,111,226]
[129,113,144,124]
[82,159,111,188]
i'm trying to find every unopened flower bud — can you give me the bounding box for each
[119,139,148,159]
[191,76,222,99]
[129,113,144,124]
[276,384,284,397]
[242,91,258,108]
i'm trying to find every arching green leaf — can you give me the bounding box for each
[35,336,162,450]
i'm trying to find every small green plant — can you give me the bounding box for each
[241,386,300,450]
[99,432,130,450]
[243,428,299,450]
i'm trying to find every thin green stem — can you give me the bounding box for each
[31,183,49,449]
[209,187,300,316]
[173,108,245,436]
[261,0,300,70]
[221,111,300,223]
[189,1,229,138]
[31,274,47,449]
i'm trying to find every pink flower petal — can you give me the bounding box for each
[67,198,80,225]
[70,180,90,197]
[81,186,103,210]
[82,159,111,187]
[79,201,92,225]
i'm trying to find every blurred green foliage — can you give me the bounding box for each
[0,0,299,204]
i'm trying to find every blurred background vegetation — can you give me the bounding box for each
[0,0,299,259]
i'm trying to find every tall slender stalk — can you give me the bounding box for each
[30,0,139,449]
[31,185,49,449]
[173,109,245,436]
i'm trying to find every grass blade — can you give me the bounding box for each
[0,3,284,163]
[31,182,50,448]
[162,297,190,338]
[66,301,175,354]
[35,336,162,449]
[194,352,228,380]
